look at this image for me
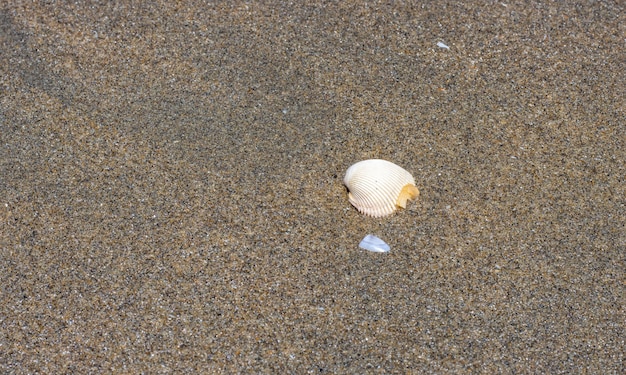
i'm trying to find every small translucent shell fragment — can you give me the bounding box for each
[359,234,390,253]
[344,159,420,217]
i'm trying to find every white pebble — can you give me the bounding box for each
[437,41,450,50]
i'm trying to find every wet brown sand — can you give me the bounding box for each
[1,1,624,373]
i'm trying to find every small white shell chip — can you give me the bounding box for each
[437,41,450,49]
[359,234,390,253]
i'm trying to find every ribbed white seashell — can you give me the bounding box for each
[344,159,419,217]
[359,234,390,253]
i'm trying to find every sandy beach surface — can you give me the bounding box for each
[1,1,624,373]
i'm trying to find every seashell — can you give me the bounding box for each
[359,234,390,253]
[344,159,419,217]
